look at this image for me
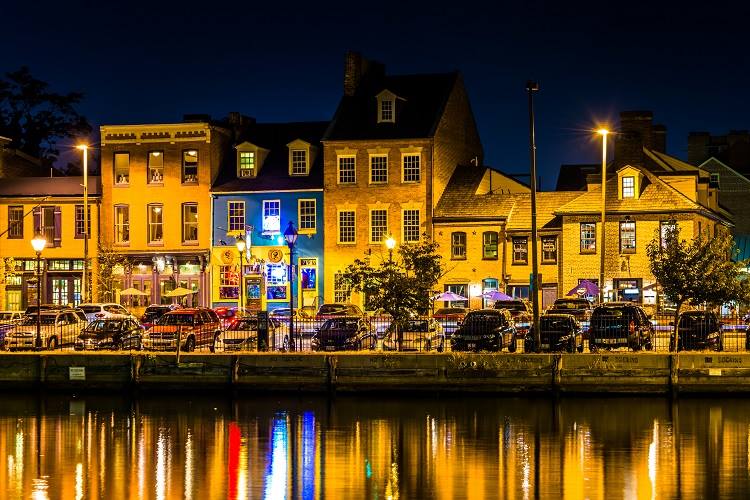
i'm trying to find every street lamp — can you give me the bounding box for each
[385,235,396,262]
[283,221,299,352]
[597,128,609,304]
[236,235,246,316]
[76,144,89,304]
[31,233,47,350]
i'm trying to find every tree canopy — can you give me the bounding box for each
[0,66,91,163]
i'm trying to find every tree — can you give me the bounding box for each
[341,235,444,323]
[0,67,91,162]
[96,244,129,303]
[647,223,750,351]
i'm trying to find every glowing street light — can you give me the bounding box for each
[597,128,610,304]
[31,233,47,350]
[385,235,396,262]
[76,144,89,303]
[283,221,299,352]
[236,235,246,315]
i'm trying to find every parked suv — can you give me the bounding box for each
[676,310,723,351]
[547,298,593,322]
[493,299,532,338]
[525,313,584,353]
[589,303,653,351]
[451,309,517,352]
[142,307,222,352]
[6,309,87,350]
[79,303,133,322]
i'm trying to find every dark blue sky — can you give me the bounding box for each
[4,1,750,189]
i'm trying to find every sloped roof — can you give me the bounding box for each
[506,192,583,231]
[212,121,328,192]
[324,72,458,141]
[645,149,708,176]
[434,166,517,220]
[0,176,102,197]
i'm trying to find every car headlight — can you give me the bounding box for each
[707,332,720,339]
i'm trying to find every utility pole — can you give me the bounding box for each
[526,81,541,352]
[597,129,609,304]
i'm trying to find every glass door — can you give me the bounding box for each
[51,278,69,306]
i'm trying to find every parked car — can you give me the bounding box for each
[382,318,444,352]
[311,317,376,351]
[74,316,144,351]
[431,307,468,336]
[141,304,181,329]
[547,298,593,322]
[493,299,533,337]
[6,309,87,350]
[216,315,289,352]
[588,303,653,351]
[525,314,584,353]
[367,308,394,338]
[24,303,69,315]
[79,303,134,322]
[451,309,517,352]
[675,310,723,351]
[315,303,365,319]
[141,308,222,352]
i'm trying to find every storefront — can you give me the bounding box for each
[10,258,85,309]
[116,253,209,308]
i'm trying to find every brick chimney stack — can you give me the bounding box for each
[343,51,385,96]
[652,124,667,153]
[614,111,655,169]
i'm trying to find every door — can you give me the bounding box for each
[542,285,558,311]
[51,279,69,306]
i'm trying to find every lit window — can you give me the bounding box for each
[291,149,308,175]
[338,211,356,244]
[265,262,288,300]
[182,203,198,243]
[541,236,557,263]
[444,284,468,308]
[451,232,466,259]
[228,201,245,233]
[299,199,316,232]
[114,205,129,244]
[620,220,636,253]
[262,200,280,233]
[483,231,498,259]
[219,265,239,299]
[512,237,528,264]
[182,150,198,183]
[379,99,394,122]
[370,155,388,183]
[148,151,164,184]
[580,222,596,253]
[74,205,91,239]
[402,154,420,182]
[338,156,356,184]
[403,210,420,242]
[660,220,677,248]
[7,206,23,239]
[622,176,635,198]
[114,152,129,185]
[239,151,255,177]
[147,204,163,244]
[334,272,352,303]
[370,209,388,243]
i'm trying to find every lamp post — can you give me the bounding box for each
[76,144,89,304]
[526,80,541,352]
[236,236,246,316]
[284,221,299,352]
[31,233,47,350]
[597,128,609,304]
[385,236,396,263]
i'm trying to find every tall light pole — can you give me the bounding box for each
[526,80,541,352]
[236,236,246,316]
[31,233,47,350]
[597,129,609,304]
[284,221,299,352]
[76,144,88,304]
[385,235,396,263]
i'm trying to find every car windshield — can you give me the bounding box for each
[158,314,194,326]
[323,319,359,329]
[495,301,525,311]
[21,315,57,326]
[593,307,626,319]
[80,305,102,314]
[230,318,259,331]
[318,305,347,315]
[552,301,589,310]
[85,320,124,332]
[679,314,711,328]
[465,313,502,325]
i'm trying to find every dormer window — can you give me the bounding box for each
[622,176,635,198]
[617,166,643,200]
[291,149,308,175]
[376,90,398,123]
[287,139,315,176]
[239,151,255,178]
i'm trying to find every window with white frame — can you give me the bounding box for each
[541,236,557,263]
[182,150,198,183]
[580,222,596,253]
[370,155,388,183]
[147,204,163,244]
[622,176,635,198]
[239,151,255,177]
[370,209,388,243]
[114,205,129,244]
[291,149,308,175]
[620,220,636,253]
[7,206,23,239]
[148,151,163,183]
[451,232,466,259]
[379,99,394,122]
[219,265,239,299]
[298,199,316,232]
[228,201,245,233]
[710,173,720,187]
[334,272,352,303]
[512,237,528,264]
[403,209,420,242]
[182,203,198,243]
[74,205,91,239]
[338,156,356,184]
[262,200,280,233]
[483,231,498,259]
[402,154,420,182]
[338,211,356,243]
[114,152,130,185]
[660,220,677,248]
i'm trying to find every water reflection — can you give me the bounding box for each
[2,394,750,498]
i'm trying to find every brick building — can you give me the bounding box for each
[321,53,483,305]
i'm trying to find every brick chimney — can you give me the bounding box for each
[687,131,710,165]
[343,51,385,96]
[652,124,667,153]
[614,111,653,169]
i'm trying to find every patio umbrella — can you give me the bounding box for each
[119,287,148,296]
[432,291,469,302]
[566,280,599,297]
[482,290,513,301]
[163,287,197,297]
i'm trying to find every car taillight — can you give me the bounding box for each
[95,313,105,318]
[629,321,635,334]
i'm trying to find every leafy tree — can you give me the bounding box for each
[647,223,750,351]
[96,244,129,303]
[0,66,91,162]
[341,235,444,322]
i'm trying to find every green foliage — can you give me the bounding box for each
[341,235,444,321]
[96,244,129,303]
[0,66,91,162]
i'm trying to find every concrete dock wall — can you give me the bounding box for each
[4,352,750,393]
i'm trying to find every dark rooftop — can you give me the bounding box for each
[555,164,599,191]
[0,176,101,197]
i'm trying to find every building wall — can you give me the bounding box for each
[503,231,562,306]
[700,159,750,234]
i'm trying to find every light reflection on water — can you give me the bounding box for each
[2,394,750,498]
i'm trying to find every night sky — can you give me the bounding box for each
[4,1,750,189]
